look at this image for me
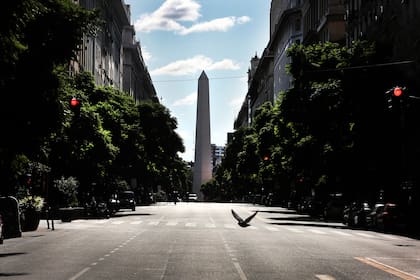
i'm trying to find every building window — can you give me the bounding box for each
[295,18,301,31]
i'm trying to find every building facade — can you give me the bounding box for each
[211,144,225,171]
[235,0,346,129]
[71,0,157,103]
[345,0,420,60]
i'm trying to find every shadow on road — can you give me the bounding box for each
[0,252,27,258]
[0,272,30,277]
[111,212,153,218]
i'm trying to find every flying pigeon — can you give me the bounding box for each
[231,209,258,227]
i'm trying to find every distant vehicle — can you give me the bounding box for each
[323,199,345,221]
[376,203,406,232]
[343,202,371,227]
[366,203,385,229]
[107,194,120,214]
[188,193,198,202]
[118,191,136,211]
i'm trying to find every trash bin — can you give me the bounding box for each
[0,196,22,239]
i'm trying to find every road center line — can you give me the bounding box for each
[355,257,420,280]
[315,275,336,280]
[69,233,142,280]
[68,267,91,280]
[233,262,248,280]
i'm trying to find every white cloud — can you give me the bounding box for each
[237,16,251,24]
[180,17,239,35]
[173,92,197,106]
[158,0,201,21]
[151,55,240,76]
[133,0,250,35]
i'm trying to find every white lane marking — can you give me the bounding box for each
[248,226,258,230]
[308,229,326,235]
[375,233,399,240]
[233,262,248,280]
[111,221,124,225]
[205,223,216,228]
[354,232,375,238]
[148,221,159,226]
[224,224,236,229]
[166,221,178,226]
[265,226,279,231]
[209,216,216,225]
[95,220,108,224]
[185,223,196,227]
[331,230,352,236]
[284,227,304,233]
[68,267,91,280]
[130,221,143,225]
[315,275,336,280]
[355,257,420,280]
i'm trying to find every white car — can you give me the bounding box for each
[188,193,198,202]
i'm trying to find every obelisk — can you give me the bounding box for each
[193,71,212,198]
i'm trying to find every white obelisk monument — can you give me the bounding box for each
[193,71,212,198]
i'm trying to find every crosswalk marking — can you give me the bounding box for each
[308,229,327,235]
[49,219,405,241]
[224,224,236,229]
[315,274,336,280]
[265,226,279,232]
[285,227,304,233]
[331,230,352,236]
[354,232,375,238]
[376,233,399,240]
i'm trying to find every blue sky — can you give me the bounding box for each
[125,0,271,162]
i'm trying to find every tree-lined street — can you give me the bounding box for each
[1,203,419,279]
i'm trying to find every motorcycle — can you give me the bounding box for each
[85,199,110,219]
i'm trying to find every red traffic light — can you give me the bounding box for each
[70,97,80,108]
[393,87,403,97]
[263,155,270,161]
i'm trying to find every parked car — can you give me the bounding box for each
[118,191,136,211]
[376,203,406,232]
[323,198,345,221]
[107,193,120,214]
[366,203,385,228]
[343,202,371,227]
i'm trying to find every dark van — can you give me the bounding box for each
[118,191,136,211]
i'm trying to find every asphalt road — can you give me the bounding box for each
[1,202,419,280]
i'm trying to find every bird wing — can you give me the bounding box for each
[231,209,244,223]
[244,211,258,224]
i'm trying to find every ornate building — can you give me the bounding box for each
[235,0,346,129]
[71,0,157,103]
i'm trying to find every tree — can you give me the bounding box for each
[0,0,99,195]
[136,101,185,194]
